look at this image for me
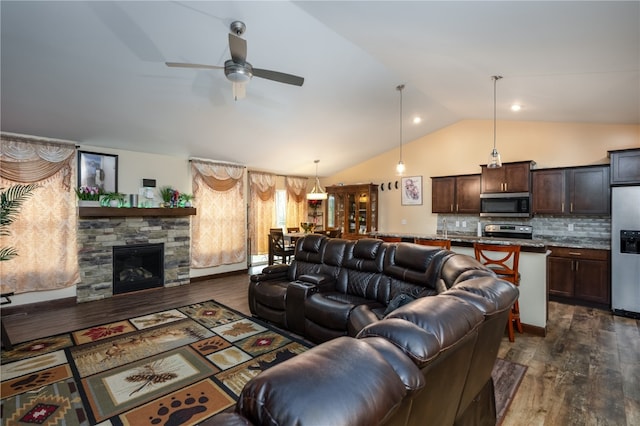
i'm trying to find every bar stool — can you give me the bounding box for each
[473,243,523,342]
[416,238,451,250]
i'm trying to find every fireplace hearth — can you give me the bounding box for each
[113,243,164,295]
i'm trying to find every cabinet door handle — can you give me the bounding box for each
[571,260,574,271]
[575,261,579,271]
[504,182,508,192]
[450,204,453,212]
[569,252,582,256]
[561,202,565,213]
[570,202,574,213]
[456,203,459,212]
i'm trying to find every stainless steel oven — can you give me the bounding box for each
[480,192,531,218]
[482,224,533,239]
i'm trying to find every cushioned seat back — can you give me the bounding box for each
[287,234,328,280]
[439,253,493,290]
[335,239,386,299]
[382,243,455,302]
[318,238,349,280]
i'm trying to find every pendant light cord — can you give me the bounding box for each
[492,76,502,151]
[399,85,403,161]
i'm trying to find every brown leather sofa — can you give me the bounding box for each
[215,235,518,425]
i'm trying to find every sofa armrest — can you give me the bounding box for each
[285,281,319,335]
[250,264,289,282]
[298,273,336,292]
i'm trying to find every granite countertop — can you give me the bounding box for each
[369,232,610,251]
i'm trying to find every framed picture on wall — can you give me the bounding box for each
[78,151,118,192]
[401,176,423,205]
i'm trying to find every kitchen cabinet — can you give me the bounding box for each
[431,174,480,214]
[547,247,610,306]
[609,148,640,185]
[326,184,378,239]
[481,161,533,194]
[532,165,610,215]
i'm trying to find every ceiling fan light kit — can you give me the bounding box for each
[166,21,304,99]
[488,75,503,169]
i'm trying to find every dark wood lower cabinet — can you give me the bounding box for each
[548,247,610,307]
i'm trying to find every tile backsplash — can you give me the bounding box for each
[437,214,611,242]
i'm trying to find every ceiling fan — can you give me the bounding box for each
[166,21,304,100]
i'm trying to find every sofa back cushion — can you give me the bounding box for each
[335,239,386,299]
[318,238,349,280]
[288,234,327,280]
[357,294,484,368]
[381,243,455,304]
[440,254,493,289]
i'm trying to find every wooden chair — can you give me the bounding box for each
[473,243,522,342]
[416,238,451,250]
[269,229,295,265]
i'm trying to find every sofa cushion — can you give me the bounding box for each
[235,337,408,426]
[305,292,383,330]
[360,336,426,393]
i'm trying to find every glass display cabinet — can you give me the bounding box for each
[326,183,378,239]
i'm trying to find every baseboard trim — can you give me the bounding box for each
[521,323,546,337]
[190,269,248,282]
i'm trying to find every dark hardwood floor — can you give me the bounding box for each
[2,273,639,425]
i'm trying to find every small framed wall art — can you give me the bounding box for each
[401,176,423,205]
[78,151,118,192]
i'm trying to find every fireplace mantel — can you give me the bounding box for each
[78,207,196,218]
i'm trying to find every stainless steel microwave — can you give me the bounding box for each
[480,192,531,217]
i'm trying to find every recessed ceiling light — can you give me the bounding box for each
[511,104,522,112]
[413,116,422,124]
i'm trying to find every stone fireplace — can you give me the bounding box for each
[112,243,164,295]
[77,207,195,303]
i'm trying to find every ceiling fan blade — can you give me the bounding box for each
[165,62,224,70]
[229,33,247,63]
[253,68,304,86]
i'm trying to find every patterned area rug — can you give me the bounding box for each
[0,300,312,425]
[1,299,527,425]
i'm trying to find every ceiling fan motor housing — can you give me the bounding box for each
[225,60,252,83]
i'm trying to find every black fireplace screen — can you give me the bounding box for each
[112,243,164,295]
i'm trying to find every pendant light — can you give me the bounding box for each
[306,159,327,200]
[395,84,406,176]
[488,75,503,169]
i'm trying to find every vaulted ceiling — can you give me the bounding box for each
[1,1,638,176]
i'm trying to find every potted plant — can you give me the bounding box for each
[75,185,104,207]
[1,183,39,261]
[159,186,175,208]
[100,192,125,208]
[179,193,194,207]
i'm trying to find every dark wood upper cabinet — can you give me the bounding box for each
[431,174,480,214]
[455,175,481,213]
[481,161,533,193]
[609,148,640,185]
[532,169,565,214]
[532,165,610,215]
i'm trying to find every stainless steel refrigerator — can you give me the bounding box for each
[611,186,640,318]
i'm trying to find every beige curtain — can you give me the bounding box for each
[190,160,246,268]
[285,176,308,229]
[0,134,79,294]
[248,171,276,256]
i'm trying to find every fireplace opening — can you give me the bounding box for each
[113,243,164,295]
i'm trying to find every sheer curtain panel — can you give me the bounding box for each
[285,176,308,230]
[248,172,276,257]
[190,160,246,268]
[0,134,79,294]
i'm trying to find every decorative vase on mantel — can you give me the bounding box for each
[78,200,100,207]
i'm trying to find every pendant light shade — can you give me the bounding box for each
[307,159,327,200]
[395,84,406,176]
[488,75,503,169]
